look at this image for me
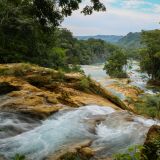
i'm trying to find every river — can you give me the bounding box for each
[0,62,160,159]
[81,61,160,100]
[0,105,159,159]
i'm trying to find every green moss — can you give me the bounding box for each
[26,74,53,87]
[78,77,90,91]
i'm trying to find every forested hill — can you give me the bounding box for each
[76,33,142,49]
[76,35,123,43]
[117,32,142,48]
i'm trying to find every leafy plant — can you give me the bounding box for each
[78,76,91,92]
[114,145,146,160]
[103,49,128,78]
[12,154,25,160]
[143,137,160,160]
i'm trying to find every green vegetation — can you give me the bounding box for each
[143,125,160,160]
[135,94,160,119]
[77,76,91,92]
[12,154,25,160]
[0,1,160,160]
[0,0,110,71]
[117,32,142,49]
[71,38,119,64]
[114,145,145,160]
[77,35,123,43]
[139,30,160,82]
[143,137,160,160]
[103,49,128,78]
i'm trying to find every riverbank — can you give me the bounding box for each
[0,63,129,117]
[82,62,160,119]
[0,63,159,160]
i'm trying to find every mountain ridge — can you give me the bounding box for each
[76,32,142,49]
[117,32,142,48]
[76,35,124,43]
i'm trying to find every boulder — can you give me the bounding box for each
[80,147,94,158]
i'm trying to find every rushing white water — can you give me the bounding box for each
[0,105,159,159]
[0,112,41,139]
[127,61,156,94]
[81,64,126,100]
[82,62,160,95]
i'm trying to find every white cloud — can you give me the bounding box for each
[62,1,160,36]
[121,0,152,9]
[153,4,160,13]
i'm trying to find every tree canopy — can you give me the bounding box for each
[140,30,160,81]
[0,0,107,68]
[103,49,128,78]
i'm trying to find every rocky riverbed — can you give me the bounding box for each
[0,63,159,160]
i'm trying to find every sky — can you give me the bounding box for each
[62,0,160,36]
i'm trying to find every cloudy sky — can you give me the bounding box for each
[62,0,160,36]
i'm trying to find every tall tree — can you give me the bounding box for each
[103,49,128,78]
[0,0,106,65]
[140,30,160,81]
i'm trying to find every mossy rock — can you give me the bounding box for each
[143,125,160,160]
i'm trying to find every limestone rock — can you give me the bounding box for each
[0,63,125,118]
[80,147,94,158]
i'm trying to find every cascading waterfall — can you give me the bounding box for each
[81,61,160,95]
[0,105,159,160]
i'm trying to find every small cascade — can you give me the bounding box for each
[0,105,159,160]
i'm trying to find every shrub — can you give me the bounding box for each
[143,138,160,160]
[135,94,160,119]
[57,69,65,81]
[103,49,128,78]
[0,63,33,77]
[70,65,84,74]
[113,145,146,160]
[78,76,91,92]
[12,154,25,160]
[0,68,14,76]
[143,129,160,160]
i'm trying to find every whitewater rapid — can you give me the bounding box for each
[81,62,160,96]
[0,105,159,159]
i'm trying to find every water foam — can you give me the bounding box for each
[0,105,158,159]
